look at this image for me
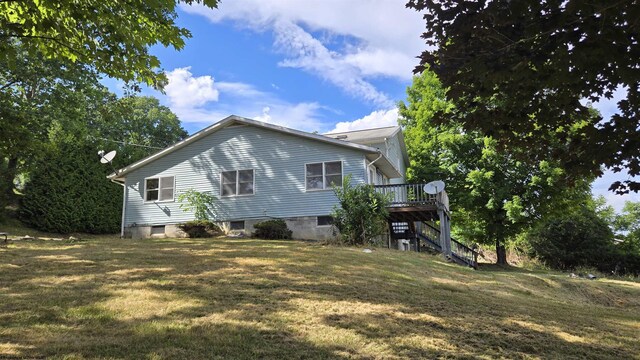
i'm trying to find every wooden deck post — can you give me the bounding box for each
[438,208,452,256]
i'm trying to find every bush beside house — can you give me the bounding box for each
[253,219,292,240]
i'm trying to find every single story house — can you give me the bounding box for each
[108,115,409,240]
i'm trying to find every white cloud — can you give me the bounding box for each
[273,20,392,106]
[165,67,219,108]
[216,81,266,98]
[158,67,327,132]
[329,108,399,133]
[181,1,424,105]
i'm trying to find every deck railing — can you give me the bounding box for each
[451,238,478,269]
[374,183,449,210]
[415,221,442,251]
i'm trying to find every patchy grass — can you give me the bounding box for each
[0,237,639,359]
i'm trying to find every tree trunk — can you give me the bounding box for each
[495,240,508,265]
[3,157,18,201]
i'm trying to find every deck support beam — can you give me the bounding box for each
[438,208,452,257]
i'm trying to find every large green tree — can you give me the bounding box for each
[16,94,188,233]
[1,0,218,88]
[0,46,107,216]
[399,71,592,264]
[406,0,639,194]
[92,96,188,167]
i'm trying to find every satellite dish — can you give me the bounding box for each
[423,180,446,194]
[98,150,117,164]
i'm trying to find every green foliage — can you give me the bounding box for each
[178,220,221,238]
[178,189,216,221]
[253,219,293,240]
[94,96,188,166]
[19,141,122,234]
[331,175,389,245]
[0,0,218,88]
[527,208,615,271]
[399,70,594,264]
[406,0,639,193]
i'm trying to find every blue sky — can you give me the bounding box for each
[106,1,637,211]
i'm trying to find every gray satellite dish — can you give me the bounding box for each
[98,150,117,164]
[423,180,446,194]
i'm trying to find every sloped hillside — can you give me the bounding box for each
[1,237,638,359]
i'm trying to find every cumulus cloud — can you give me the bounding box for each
[165,67,219,108]
[159,67,326,132]
[328,108,399,133]
[181,1,424,105]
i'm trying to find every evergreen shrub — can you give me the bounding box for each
[253,219,292,240]
[19,141,122,234]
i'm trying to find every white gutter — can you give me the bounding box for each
[110,179,126,238]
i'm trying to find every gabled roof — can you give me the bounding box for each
[324,126,410,166]
[108,115,403,181]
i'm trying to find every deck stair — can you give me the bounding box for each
[376,183,478,269]
[416,222,478,268]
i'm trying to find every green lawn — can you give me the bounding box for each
[1,237,639,359]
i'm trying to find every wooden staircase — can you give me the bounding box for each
[389,221,478,269]
[376,183,478,269]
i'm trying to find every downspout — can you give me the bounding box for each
[368,151,383,184]
[110,179,126,238]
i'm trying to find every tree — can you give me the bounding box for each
[527,207,615,271]
[399,71,592,264]
[1,0,218,88]
[92,96,188,167]
[0,46,107,217]
[615,201,640,254]
[406,0,639,194]
[19,139,123,234]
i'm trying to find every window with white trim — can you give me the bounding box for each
[306,161,342,190]
[145,176,174,202]
[221,169,254,196]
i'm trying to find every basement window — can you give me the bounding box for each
[317,216,334,227]
[150,225,165,235]
[230,221,245,230]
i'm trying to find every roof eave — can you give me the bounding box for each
[107,115,383,180]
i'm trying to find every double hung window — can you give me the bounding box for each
[145,176,174,202]
[221,170,254,196]
[305,161,342,190]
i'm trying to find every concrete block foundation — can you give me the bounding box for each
[124,216,337,241]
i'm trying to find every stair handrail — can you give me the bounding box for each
[421,222,478,269]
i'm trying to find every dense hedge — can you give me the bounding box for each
[253,219,292,240]
[19,141,122,234]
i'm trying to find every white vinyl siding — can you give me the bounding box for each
[124,125,367,226]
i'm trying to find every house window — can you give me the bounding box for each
[306,161,342,190]
[317,216,334,226]
[221,170,254,196]
[145,176,174,202]
[230,221,245,230]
